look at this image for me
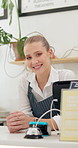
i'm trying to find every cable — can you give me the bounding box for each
[25,31,44,37]
[35,99,61,135]
[4,44,26,78]
[36,108,61,131]
[36,108,61,126]
[60,46,78,59]
[9,44,16,61]
[50,99,59,134]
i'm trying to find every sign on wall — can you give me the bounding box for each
[18,0,78,17]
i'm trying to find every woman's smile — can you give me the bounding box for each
[33,64,43,70]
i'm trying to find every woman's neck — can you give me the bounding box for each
[36,66,51,91]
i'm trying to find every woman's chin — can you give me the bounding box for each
[33,67,42,73]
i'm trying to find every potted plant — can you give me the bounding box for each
[0,0,28,61]
[0,0,56,61]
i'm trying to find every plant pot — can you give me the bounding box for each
[10,42,25,61]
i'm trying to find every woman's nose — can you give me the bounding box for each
[32,58,38,64]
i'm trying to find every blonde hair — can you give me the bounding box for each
[24,35,50,51]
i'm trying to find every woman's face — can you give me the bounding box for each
[24,42,52,75]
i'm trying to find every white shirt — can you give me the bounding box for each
[18,66,76,129]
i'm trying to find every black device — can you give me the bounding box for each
[52,80,78,112]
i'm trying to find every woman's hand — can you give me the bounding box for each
[6,111,34,133]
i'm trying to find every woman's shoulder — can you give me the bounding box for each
[57,69,76,80]
[19,70,34,88]
[57,68,75,74]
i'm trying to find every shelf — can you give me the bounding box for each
[51,57,78,64]
[10,57,78,65]
[10,60,25,65]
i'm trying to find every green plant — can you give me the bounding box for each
[0,0,28,59]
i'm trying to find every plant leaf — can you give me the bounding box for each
[9,1,14,25]
[0,27,13,45]
[1,0,8,9]
[1,0,14,25]
[17,37,28,59]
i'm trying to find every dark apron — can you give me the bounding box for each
[28,83,57,119]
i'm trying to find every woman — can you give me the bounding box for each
[7,35,76,133]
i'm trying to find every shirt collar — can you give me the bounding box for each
[25,72,37,88]
[26,66,59,87]
[45,66,59,87]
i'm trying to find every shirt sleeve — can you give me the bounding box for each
[53,115,61,130]
[59,69,76,81]
[18,74,33,117]
[64,70,76,80]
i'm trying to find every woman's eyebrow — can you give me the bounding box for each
[34,51,41,54]
[34,49,43,54]
[25,50,42,56]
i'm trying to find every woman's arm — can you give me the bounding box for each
[6,111,35,133]
[18,74,34,117]
[39,118,58,130]
[6,111,59,133]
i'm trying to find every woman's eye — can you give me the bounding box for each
[36,53,42,56]
[26,57,31,60]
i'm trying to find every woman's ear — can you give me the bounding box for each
[48,48,56,59]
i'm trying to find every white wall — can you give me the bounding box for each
[0,2,78,112]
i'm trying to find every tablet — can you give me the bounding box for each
[53,80,78,111]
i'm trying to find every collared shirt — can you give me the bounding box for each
[18,66,76,129]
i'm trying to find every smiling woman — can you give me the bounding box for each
[6,35,76,133]
[24,35,52,80]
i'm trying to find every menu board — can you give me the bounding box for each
[60,89,78,141]
[18,0,78,16]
